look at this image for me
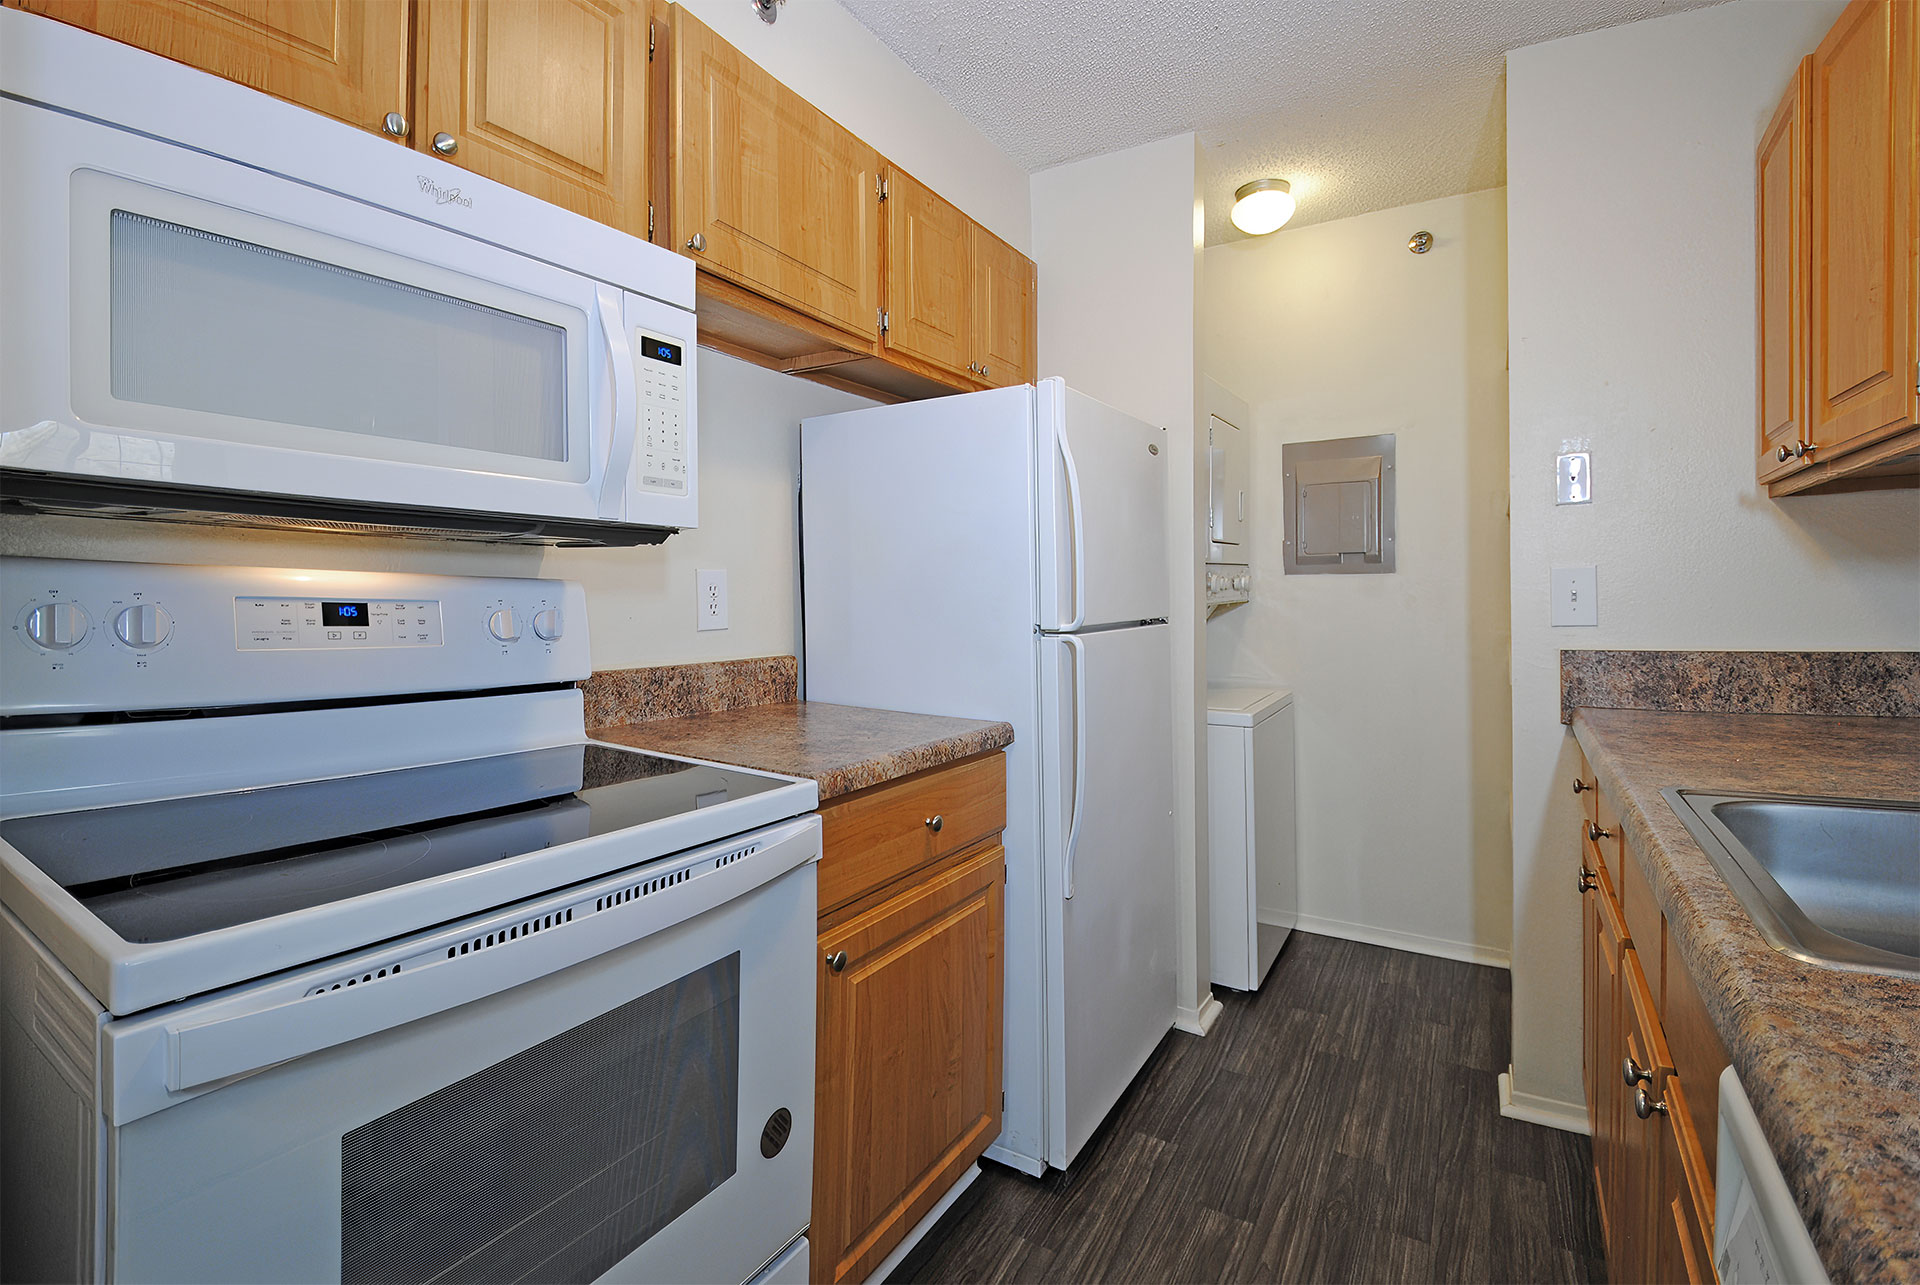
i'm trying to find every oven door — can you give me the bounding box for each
[100,818,818,1285]
[0,95,692,533]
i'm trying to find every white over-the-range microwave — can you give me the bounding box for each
[0,9,697,547]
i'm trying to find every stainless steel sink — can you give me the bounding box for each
[1664,790,1920,980]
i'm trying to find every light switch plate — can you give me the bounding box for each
[696,568,728,631]
[1556,452,1592,504]
[1551,565,1598,627]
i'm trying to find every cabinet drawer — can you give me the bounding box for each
[817,752,1006,914]
[1618,843,1666,1009]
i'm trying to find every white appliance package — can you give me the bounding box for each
[801,378,1179,1174]
[0,8,695,546]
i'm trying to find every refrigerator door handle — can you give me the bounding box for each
[1057,427,1087,631]
[1060,633,1088,899]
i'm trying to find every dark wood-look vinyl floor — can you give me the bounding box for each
[894,932,1604,1285]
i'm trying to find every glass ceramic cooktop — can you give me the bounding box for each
[0,744,786,943]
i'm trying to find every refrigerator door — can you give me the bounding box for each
[1037,623,1177,1168]
[1035,380,1171,631]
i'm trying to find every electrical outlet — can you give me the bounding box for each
[696,569,728,631]
[1551,565,1598,627]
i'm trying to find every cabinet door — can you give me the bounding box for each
[1757,59,1814,483]
[1654,1076,1717,1285]
[11,0,411,137]
[1582,860,1628,1249]
[1807,0,1918,457]
[1616,947,1675,1285]
[881,166,975,381]
[971,223,1036,388]
[672,6,879,340]
[415,0,648,237]
[813,843,1003,1285]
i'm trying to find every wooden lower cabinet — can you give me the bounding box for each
[1576,760,1730,1285]
[811,755,1006,1285]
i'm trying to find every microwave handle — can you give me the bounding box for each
[596,286,637,520]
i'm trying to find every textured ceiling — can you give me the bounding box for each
[835,0,1730,243]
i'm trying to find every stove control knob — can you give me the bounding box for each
[487,608,521,643]
[25,601,90,650]
[114,603,174,650]
[532,608,564,641]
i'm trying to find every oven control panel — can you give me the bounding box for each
[235,597,445,650]
[1,558,589,717]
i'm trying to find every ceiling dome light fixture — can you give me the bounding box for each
[1231,178,1295,235]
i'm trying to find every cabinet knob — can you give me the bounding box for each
[925,814,943,833]
[1777,444,1796,463]
[686,233,707,252]
[1588,821,1613,843]
[825,950,848,973]
[1572,777,1590,794]
[381,111,409,138]
[431,131,458,156]
[1622,1056,1651,1087]
[1578,866,1597,894]
[1634,1086,1667,1119]
[981,364,989,379]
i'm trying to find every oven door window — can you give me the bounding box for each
[341,954,739,1285]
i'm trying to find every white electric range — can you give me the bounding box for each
[0,557,819,1285]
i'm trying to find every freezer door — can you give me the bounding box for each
[1037,624,1177,1168]
[1035,380,1172,630]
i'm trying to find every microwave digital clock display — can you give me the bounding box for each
[640,336,683,366]
[321,602,369,627]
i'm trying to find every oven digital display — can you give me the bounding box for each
[322,602,369,627]
[640,336,683,366]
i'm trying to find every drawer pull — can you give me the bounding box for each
[1589,821,1614,842]
[1578,866,1597,893]
[925,815,944,833]
[825,950,848,973]
[1635,1086,1667,1119]
[1572,777,1591,794]
[1622,1056,1651,1086]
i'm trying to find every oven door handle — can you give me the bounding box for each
[164,821,819,1094]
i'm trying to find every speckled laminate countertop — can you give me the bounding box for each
[1570,708,1920,1284]
[591,701,1013,802]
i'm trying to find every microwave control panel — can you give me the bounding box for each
[637,332,688,495]
[235,597,445,650]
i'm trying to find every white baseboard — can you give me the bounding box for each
[1498,1069,1590,1135]
[1174,991,1223,1035]
[864,1162,980,1284]
[1291,913,1511,969]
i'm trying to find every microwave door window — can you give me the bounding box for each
[108,211,568,466]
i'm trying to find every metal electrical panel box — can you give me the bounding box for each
[1282,433,1396,574]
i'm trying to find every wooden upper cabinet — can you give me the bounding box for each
[415,0,648,237]
[1757,58,1813,483]
[881,166,976,381]
[1807,0,1917,458]
[671,6,880,340]
[10,0,412,138]
[972,223,1037,388]
[813,842,1003,1285]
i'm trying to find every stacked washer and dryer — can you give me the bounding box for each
[1202,381,1299,993]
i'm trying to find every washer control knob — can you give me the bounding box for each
[532,608,564,641]
[26,602,90,650]
[487,608,521,643]
[114,603,174,650]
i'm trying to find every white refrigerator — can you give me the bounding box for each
[801,377,1177,1175]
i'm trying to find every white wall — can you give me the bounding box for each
[679,0,1031,254]
[1506,0,1920,1119]
[0,353,871,670]
[2,0,1035,674]
[1031,133,1215,1030]
[1204,188,1513,966]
